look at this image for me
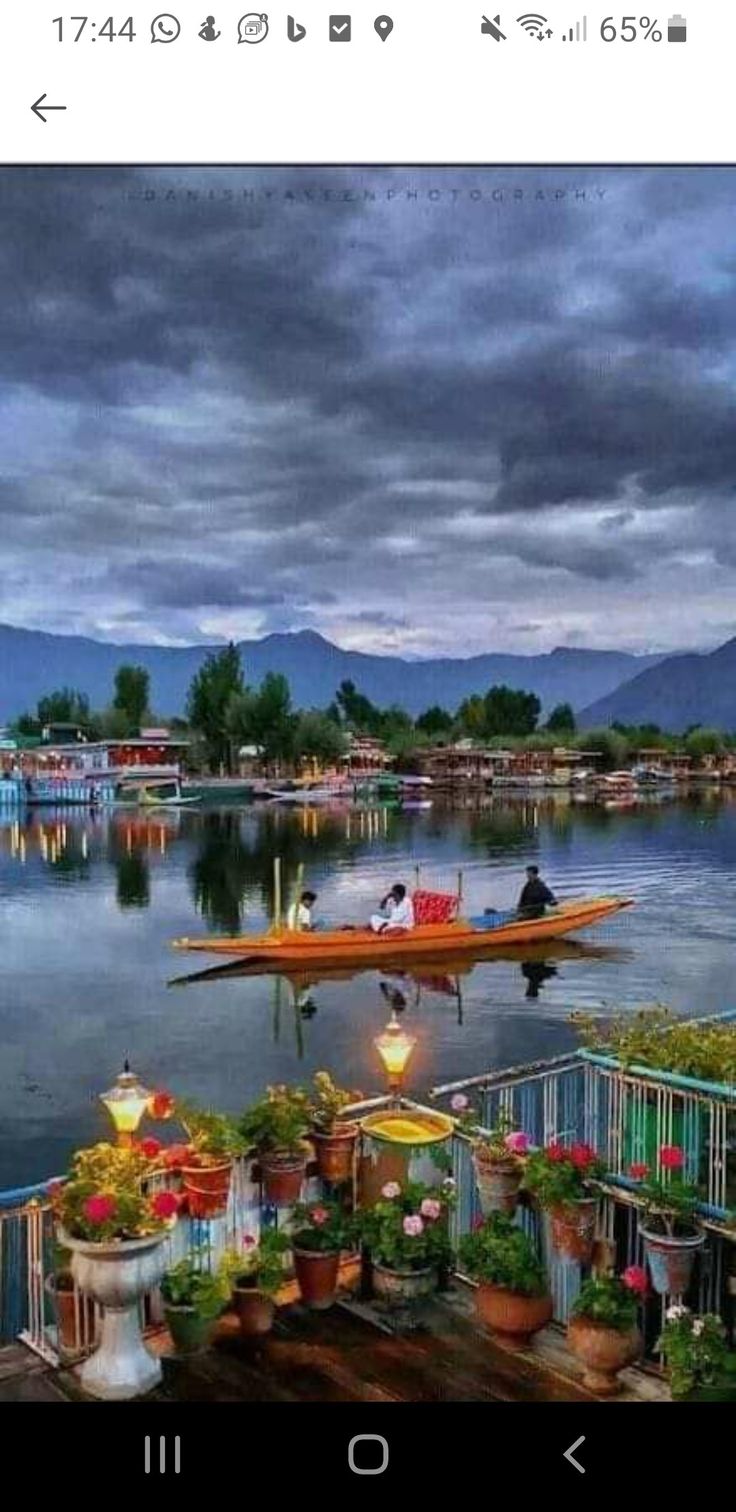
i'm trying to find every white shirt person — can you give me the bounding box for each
[287,890,317,931]
[370,884,415,934]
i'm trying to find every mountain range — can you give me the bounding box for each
[580,636,736,733]
[0,623,668,723]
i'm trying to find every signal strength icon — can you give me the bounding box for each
[562,16,587,40]
[517,14,553,40]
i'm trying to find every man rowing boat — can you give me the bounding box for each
[370,883,415,934]
[517,865,558,921]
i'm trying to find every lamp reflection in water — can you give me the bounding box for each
[374,1011,417,1105]
[99,1061,152,1146]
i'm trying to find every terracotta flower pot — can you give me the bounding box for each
[312,1123,359,1185]
[371,1261,436,1307]
[475,1282,553,1350]
[473,1150,522,1216]
[180,1159,232,1220]
[163,1304,211,1355]
[260,1152,307,1206]
[549,1198,598,1264]
[567,1318,642,1395]
[293,1247,341,1310]
[46,1275,96,1356]
[232,1282,275,1337]
[639,1225,705,1296]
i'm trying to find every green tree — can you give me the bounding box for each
[294,710,348,767]
[113,665,150,732]
[97,706,133,740]
[684,728,724,760]
[457,694,488,740]
[334,680,382,735]
[546,702,576,734]
[37,688,90,728]
[251,673,297,766]
[416,705,454,738]
[580,727,630,772]
[484,686,540,738]
[186,643,245,773]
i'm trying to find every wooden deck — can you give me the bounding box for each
[0,1279,669,1405]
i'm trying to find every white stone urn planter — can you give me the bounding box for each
[61,1229,169,1400]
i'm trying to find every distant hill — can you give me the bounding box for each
[580,636,736,733]
[0,622,666,722]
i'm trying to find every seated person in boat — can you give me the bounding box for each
[287,889,318,931]
[517,865,558,920]
[370,883,415,933]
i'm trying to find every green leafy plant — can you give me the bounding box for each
[458,1214,547,1297]
[523,1142,605,1209]
[239,1084,311,1155]
[571,1275,639,1333]
[308,1072,362,1134]
[629,1147,702,1238]
[220,1226,290,1296]
[352,1179,454,1273]
[572,1007,736,1086]
[51,1143,180,1242]
[175,1101,247,1163]
[657,1307,733,1400]
[290,1199,349,1254]
[450,1097,529,1166]
[160,1256,231,1320]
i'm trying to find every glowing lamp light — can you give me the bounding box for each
[100,1061,152,1145]
[374,1012,417,1097]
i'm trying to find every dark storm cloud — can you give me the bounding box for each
[2,166,736,653]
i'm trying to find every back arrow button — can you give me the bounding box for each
[563,1436,586,1474]
[32,94,68,123]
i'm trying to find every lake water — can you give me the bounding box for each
[2,792,735,1188]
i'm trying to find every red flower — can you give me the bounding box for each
[472,1214,485,1231]
[622,1265,648,1296]
[162,1143,193,1170]
[149,1090,176,1121]
[150,1190,179,1220]
[310,1205,329,1227]
[242,1234,257,1249]
[139,1137,162,1160]
[660,1146,684,1171]
[83,1193,117,1225]
[629,1163,649,1181]
[545,1142,567,1163]
[570,1143,596,1170]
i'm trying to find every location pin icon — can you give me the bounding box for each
[374,14,393,39]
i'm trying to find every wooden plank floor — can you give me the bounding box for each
[0,1281,670,1405]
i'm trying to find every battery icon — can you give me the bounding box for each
[668,14,687,41]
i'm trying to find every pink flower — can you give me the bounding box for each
[451,1094,469,1113]
[310,1205,329,1227]
[403,1214,424,1237]
[381,1181,401,1199]
[151,1190,179,1220]
[570,1143,596,1170]
[629,1163,649,1181]
[504,1132,529,1155]
[622,1266,648,1296]
[660,1145,684,1171]
[83,1193,117,1225]
[242,1234,257,1249]
[472,1214,485,1231]
[420,1198,442,1221]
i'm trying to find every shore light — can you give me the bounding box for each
[100,1061,152,1146]
[374,1012,416,1099]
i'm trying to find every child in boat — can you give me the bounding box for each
[370,883,415,933]
[287,890,317,931]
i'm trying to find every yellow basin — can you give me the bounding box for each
[360,1109,454,1146]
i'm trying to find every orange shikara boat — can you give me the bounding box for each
[172,895,632,969]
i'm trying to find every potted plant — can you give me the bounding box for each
[524,1141,606,1264]
[657,1305,736,1401]
[52,1142,180,1399]
[160,1255,230,1355]
[308,1071,362,1185]
[44,1238,95,1356]
[290,1199,349,1310]
[451,1095,528,1215]
[458,1213,552,1349]
[630,1148,706,1295]
[240,1084,312,1205]
[221,1227,290,1336]
[174,1102,246,1220]
[352,1178,454,1312]
[567,1270,645,1394]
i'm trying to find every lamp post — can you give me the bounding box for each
[374,1011,417,1105]
[100,1061,152,1147]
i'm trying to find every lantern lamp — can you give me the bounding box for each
[374,1012,417,1100]
[100,1061,152,1146]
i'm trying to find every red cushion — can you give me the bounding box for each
[413,890,459,925]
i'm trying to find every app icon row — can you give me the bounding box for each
[150,14,394,43]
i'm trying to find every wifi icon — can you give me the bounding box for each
[517,13,553,38]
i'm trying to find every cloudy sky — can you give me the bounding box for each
[2,166,736,658]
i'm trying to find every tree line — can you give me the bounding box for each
[9,645,736,774]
